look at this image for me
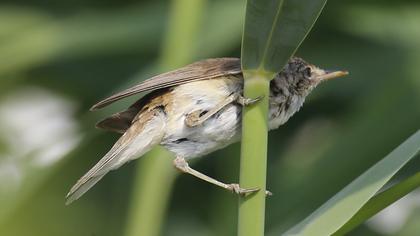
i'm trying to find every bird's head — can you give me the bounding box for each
[272,57,348,98]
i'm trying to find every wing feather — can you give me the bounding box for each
[95,107,138,133]
[65,108,166,204]
[90,58,241,110]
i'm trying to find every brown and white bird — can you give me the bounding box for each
[66,57,347,204]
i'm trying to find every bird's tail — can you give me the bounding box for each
[65,109,166,205]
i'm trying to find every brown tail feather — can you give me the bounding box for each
[65,109,166,204]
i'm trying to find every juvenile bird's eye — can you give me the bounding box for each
[304,67,311,78]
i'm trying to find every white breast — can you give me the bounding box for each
[268,94,305,130]
[161,77,243,159]
[159,77,306,159]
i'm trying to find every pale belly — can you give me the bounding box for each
[160,77,242,159]
[161,104,242,159]
[158,76,300,159]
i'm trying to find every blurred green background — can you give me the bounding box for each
[0,0,419,235]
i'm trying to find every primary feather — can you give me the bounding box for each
[90,58,241,110]
[66,108,166,205]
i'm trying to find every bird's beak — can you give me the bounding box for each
[316,70,349,81]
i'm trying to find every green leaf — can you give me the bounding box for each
[284,130,420,236]
[241,0,327,74]
[334,171,420,235]
[238,1,327,236]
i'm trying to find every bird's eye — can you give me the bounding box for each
[304,67,311,78]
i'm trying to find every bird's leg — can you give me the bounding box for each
[173,156,270,196]
[235,94,263,106]
[185,93,238,127]
[185,93,263,127]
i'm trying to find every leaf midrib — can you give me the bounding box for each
[258,0,285,73]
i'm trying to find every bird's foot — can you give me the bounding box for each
[227,183,272,196]
[237,95,264,106]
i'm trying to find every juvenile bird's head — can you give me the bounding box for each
[268,57,348,129]
[271,57,348,98]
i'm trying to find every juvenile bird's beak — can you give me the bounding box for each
[316,70,349,81]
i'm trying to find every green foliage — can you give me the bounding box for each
[238,78,270,236]
[336,171,420,235]
[0,1,419,236]
[285,130,420,235]
[241,0,327,73]
[239,1,327,235]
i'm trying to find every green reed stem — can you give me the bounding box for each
[125,1,206,236]
[238,71,273,236]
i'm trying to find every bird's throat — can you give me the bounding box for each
[268,94,305,130]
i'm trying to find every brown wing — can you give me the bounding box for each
[90,57,241,110]
[95,89,168,133]
[95,107,138,133]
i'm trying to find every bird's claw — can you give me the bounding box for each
[227,183,272,197]
[237,95,264,106]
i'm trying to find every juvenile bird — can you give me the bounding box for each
[66,57,347,204]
